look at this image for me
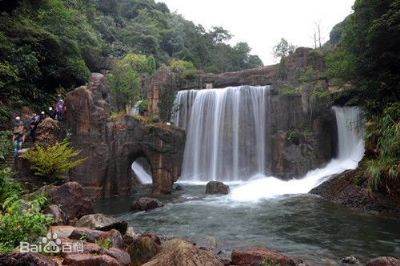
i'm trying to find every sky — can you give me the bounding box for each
[156,0,354,65]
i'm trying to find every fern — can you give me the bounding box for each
[22,140,86,182]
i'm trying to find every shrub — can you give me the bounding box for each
[0,167,22,205]
[22,141,86,183]
[366,103,400,189]
[0,194,52,253]
[0,131,12,162]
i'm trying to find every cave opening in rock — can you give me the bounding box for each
[131,157,153,185]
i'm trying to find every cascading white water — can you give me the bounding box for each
[230,106,365,202]
[131,161,152,184]
[173,86,271,182]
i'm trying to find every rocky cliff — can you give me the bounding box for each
[65,74,185,199]
[145,47,336,179]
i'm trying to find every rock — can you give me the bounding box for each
[342,256,360,264]
[366,257,400,266]
[49,226,76,239]
[63,253,120,266]
[60,238,130,265]
[143,238,223,266]
[35,118,64,146]
[127,233,162,265]
[45,204,67,225]
[231,247,296,266]
[205,181,230,195]
[123,227,140,247]
[69,228,124,249]
[0,252,57,266]
[131,197,164,212]
[175,184,184,191]
[66,74,185,199]
[75,213,128,235]
[48,182,94,222]
[105,247,131,265]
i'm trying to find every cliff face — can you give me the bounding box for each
[65,74,185,199]
[145,47,336,179]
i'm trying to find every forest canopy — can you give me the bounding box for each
[0,0,263,111]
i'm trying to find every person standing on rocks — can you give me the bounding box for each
[12,116,25,158]
[55,98,66,121]
[29,113,40,143]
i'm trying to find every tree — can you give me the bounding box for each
[273,38,296,60]
[208,26,232,44]
[108,53,155,111]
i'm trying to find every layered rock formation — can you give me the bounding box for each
[65,73,185,199]
[146,48,335,179]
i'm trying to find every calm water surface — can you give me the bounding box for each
[96,185,400,265]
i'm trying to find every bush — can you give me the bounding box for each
[0,167,22,205]
[22,141,86,183]
[0,194,52,253]
[366,103,400,189]
[0,131,12,162]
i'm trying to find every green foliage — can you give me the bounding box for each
[0,167,22,205]
[280,86,300,96]
[0,194,52,253]
[169,59,197,79]
[108,53,155,110]
[95,237,113,250]
[0,131,12,162]
[273,38,295,59]
[22,141,86,183]
[0,0,263,117]
[328,0,400,114]
[287,130,302,145]
[366,103,400,189]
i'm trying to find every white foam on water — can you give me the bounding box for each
[230,106,365,202]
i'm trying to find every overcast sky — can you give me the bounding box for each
[156,0,354,65]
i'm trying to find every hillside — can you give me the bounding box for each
[0,0,262,122]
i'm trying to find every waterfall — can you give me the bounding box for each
[132,161,152,184]
[230,106,365,201]
[173,86,271,182]
[333,106,365,161]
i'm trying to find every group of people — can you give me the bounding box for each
[12,96,66,158]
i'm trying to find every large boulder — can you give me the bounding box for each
[366,257,400,266]
[44,204,67,225]
[63,254,120,266]
[231,247,296,266]
[48,182,94,222]
[75,213,128,235]
[127,233,162,266]
[131,197,164,212]
[205,181,230,195]
[143,239,223,266]
[35,118,64,146]
[0,253,57,266]
[69,228,124,249]
[60,238,130,265]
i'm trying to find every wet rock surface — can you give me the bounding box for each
[131,197,164,212]
[231,247,296,266]
[366,256,400,266]
[143,238,223,266]
[75,213,128,235]
[310,169,400,215]
[205,181,230,195]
